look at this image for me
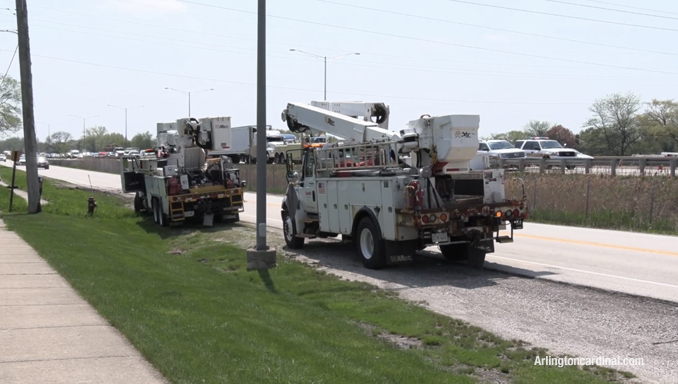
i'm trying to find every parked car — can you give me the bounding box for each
[478,140,526,159]
[0,153,6,162]
[18,154,26,165]
[37,156,50,169]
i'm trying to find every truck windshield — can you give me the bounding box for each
[488,141,513,150]
[267,136,284,143]
[540,141,563,149]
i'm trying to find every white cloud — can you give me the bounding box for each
[107,0,187,14]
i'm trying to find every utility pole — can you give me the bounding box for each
[15,0,40,213]
[246,0,276,270]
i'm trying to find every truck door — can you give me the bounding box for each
[300,150,318,214]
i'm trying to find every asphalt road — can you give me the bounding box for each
[4,162,678,304]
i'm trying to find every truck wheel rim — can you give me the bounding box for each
[284,215,294,241]
[360,228,374,260]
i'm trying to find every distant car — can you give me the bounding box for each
[18,154,26,165]
[37,156,49,169]
[0,153,5,162]
[478,140,526,159]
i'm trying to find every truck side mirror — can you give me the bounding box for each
[286,153,298,182]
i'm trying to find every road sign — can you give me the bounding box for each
[10,151,21,162]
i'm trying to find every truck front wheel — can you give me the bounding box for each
[356,217,386,269]
[282,210,304,249]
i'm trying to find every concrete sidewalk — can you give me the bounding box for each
[0,219,167,383]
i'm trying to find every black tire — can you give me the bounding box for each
[566,165,576,170]
[439,243,469,262]
[152,199,159,224]
[158,201,169,227]
[134,191,144,213]
[44,165,49,170]
[282,209,304,249]
[356,217,387,269]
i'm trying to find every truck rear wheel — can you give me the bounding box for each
[134,191,144,213]
[439,243,469,262]
[282,209,304,249]
[356,217,386,269]
[152,198,159,224]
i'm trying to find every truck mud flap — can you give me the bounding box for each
[384,240,417,265]
[471,238,494,254]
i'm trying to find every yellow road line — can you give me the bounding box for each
[513,233,678,257]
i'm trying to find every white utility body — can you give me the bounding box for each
[121,116,245,226]
[280,101,529,269]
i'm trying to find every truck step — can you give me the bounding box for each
[496,235,513,244]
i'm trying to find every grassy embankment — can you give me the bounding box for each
[0,167,633,383]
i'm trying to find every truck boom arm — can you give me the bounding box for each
[281,102,400,143]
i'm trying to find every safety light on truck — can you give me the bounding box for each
[429,214,437,222]
[504,210,512,218]
[422,215,430,223]
[439,213,447,222]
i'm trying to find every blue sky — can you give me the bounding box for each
[1,0,676,141]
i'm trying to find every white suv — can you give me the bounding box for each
[514,137,578,159]
[478,140,526,159]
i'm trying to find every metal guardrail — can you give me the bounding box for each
[490,156,678,177]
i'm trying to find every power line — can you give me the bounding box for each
[448,0,678,33]
[2,44,17,78]
[171,0,678,76]
[545,0,678,21]
[318,0,678,57]
[20,50,589,105]
[17,19,674,82]
[581,0,678,16]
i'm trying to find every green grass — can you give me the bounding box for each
[0,168,636,383]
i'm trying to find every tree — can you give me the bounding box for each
[0,76,23,137]
[584,92,642,156]
[0,136,24,151]
[523,120,551,137]
[638,99,678,150]
[546,125,578,148]
[130,131,155,149]
[49,131,73,154]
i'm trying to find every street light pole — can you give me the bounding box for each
[108,104,143,144]
[70,114,98,139]
[290,49,360,100]
[165,87,213,117]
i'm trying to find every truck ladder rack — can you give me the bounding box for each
[316,141,399,173]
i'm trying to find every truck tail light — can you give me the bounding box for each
[429,214,436,222]
[513,209,520,217]
[439,213,447,222]
[421,215,430,224]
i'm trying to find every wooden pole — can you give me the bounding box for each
[15,0,40,213]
